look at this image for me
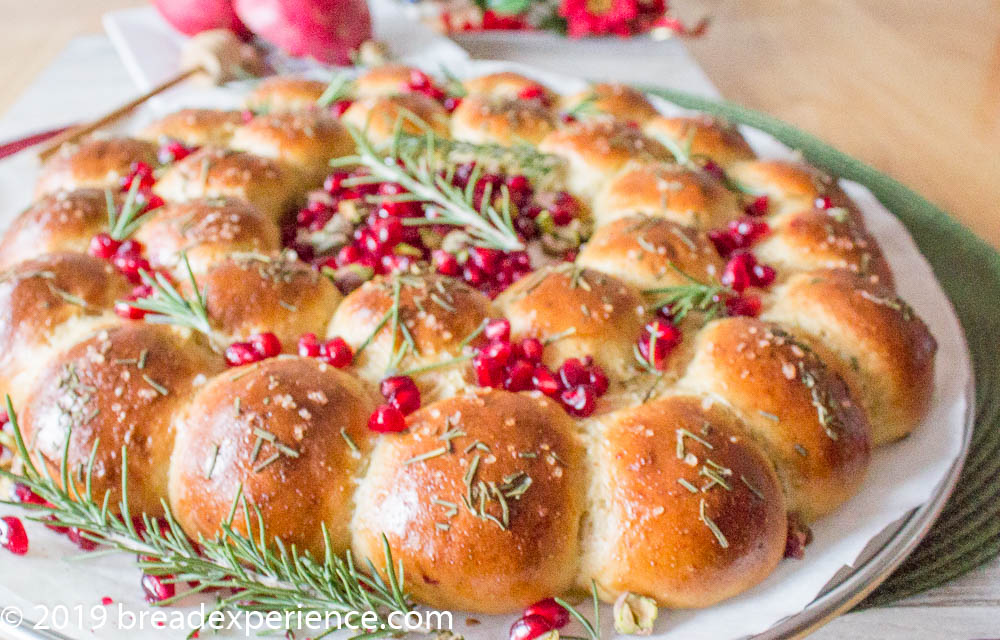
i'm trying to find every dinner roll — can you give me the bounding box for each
[154,147,300,221]
[725,160,860,221]
[539,121,671,204]
[35,137,158,198]
[462,72,554,103]
[341,94,451,146]
[0,189,119,268]
[246,76,327,113]
[170,356,376,556]
[229,111,354,186]
[353,64,422,97]
[493,264,648,382]
[138,109,247,147]
[592,160,741,229]
[198,251,342,347]
[0,253,131,407]
[352,388,586,613]
[134,198,281,277]
[559,83,660,124]
[763,269,936,445]
[577,215,725,294]
[679,317,871,521]
[21,324,221,516]
[450,94,556,146]
[643,116,756,168]
[327,271,491,400]
[580,394,786,607]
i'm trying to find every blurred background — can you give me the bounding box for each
[1,0,997,246]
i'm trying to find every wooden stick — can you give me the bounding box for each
[37,67,204,162]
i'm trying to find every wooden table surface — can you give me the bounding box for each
[0,2,998,639]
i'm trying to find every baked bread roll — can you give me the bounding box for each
[246,76,327,113]
[450,94,556,146]
[352,388,586,613]
[341,94,451,146]
[643,115,756,168]
[139,109,247,147]
[560,82,660,124]
[35,138,159,197]
[462,72,555,102]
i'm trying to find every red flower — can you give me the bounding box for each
[558,0,668,38]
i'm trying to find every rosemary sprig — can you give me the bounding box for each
[394,133,563,184]
[105,179,147,241]
[554,580,602,640]
[126,254,213,339]
[0,398,412,638]
[642,266,732,323]
[334,126,525,252]
[316,72,354,108]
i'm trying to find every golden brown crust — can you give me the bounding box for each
[134,198,281,277]
[581,394,786,607]
[246,76,327,113]
[593,160,741,229]
[450,94,556,146]
[229,111,355,185]
[539,121,671,204]
[22,324,221,516]
[170,356,376,555]
[153,147,300,221]
[577,215,725,294]
[494,264,648,382]
[138,109,247,147]
[763,269,936,445]
[341,94,451,146]
[327,272,491,399]
[559,83,660,124]
[35,138,158,198]
[0,253,131,407]
[643,116,756,168]
[198,252,342,346]
[0,189,118,268]
[353,64,422,97]
[725,160,862,222]
[679,317,872,521]
[462,72,554,102]
[755,207,894,287]
[352,388,586,613]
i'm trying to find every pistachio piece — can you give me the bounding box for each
[613,591,659,635]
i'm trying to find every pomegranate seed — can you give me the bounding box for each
[157,140,194,164]
[67,527,98,551]
[140,573,176,603]
[101,597,113,606]
[368,404,407,433]
[516,85,549,106]
[520,338,544,363]
[722,252,755,293]
[320,337,353,368]
[337,244,363,267]
[324,171,351,194]
[702,160,725,180]
[224,342,260,367]
[751,263,777,288]
[0,516,28,555]
[471,247,502,274]
[89,232,121,259]
[380,375,417,398]
[483,341,512,369]
[729,218,770,246]
[330,100,352,117]
[815,195,833,210]
[558,358,589,389]
[638,320,682,370]
[484,318,511,343]
[784,516,814,559]
[523,598,569,629]
[114,301,147,320]
[509,614,554,640]
[250,332,282,358]
[548,192,579,226]
[121,162,156,192]
[12,483,46,505]
[433,250,460,276]
[708,229,739,258]
[531,367,560,396]
[473,353,502,387]
[443,96,462,112]
[504,359,534,392]
[745,195,770,216]
[588,366,610,395]
[560,385,597,417]
[463,264,485,287]
[390,388,422,415]
[726,294,762,317]
[298,333,321,357]
[141,192,165,211]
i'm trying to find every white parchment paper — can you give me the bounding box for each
[0,18,971,640]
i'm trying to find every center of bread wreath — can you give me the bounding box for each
[0,65,936,639]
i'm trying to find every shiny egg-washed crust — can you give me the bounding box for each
[353,388,586,613]
[134,198,281,277]
[169,356,376,556]
[138,109,248,147]
[327,272,491,400]
[581,394,787,607]
[35,138,159,198]
[0,189,121,268]
[2,66,939,615]
[22,324,222,516]
[450,94,556,146]
[494,264,648,381]
[593,160,742,230]
[197,252,343,347]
